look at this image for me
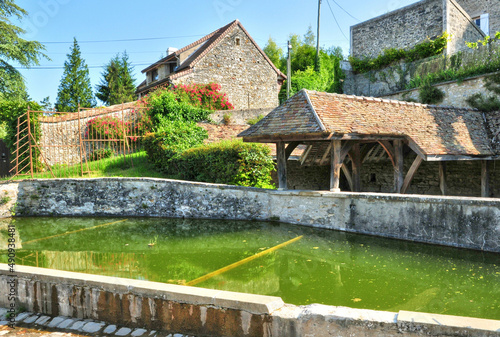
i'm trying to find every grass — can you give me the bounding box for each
[2,151,172,181]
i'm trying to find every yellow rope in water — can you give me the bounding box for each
[185,235,303,286]
[22,219,128,245]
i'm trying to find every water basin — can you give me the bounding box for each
[1,217,499,320]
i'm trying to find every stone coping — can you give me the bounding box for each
[1,264,284,315]
[8,176,500,207]
[3,264,500,335]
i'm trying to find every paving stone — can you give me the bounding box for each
[15,312,31,322]
[82,321,105,333]
[148,331,156,336]
[103,325,117,334]
[34,315,51,325]
[0,321,8,326]
[57,318,75,329]
[23,315,39,324]
[0,309,7,320]
[47,317,67,328]
[131,328,147,337]
[68,320,86,331]
[115,327,132,336]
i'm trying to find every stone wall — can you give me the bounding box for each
[446,0,485,55]
[3,265,499,336]
[381,72,496,108]
[350,0,444,58]
[3,177,500,252]
[173,25,281,110]
[456,0,500,34]
[286,153,500,198]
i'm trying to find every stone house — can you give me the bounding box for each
[136,20,286,110]
[239,89,500,197]
[350,0,500,59]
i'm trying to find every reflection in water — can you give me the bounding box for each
[1,217,499,320]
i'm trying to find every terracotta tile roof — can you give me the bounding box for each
[239,89,495,158]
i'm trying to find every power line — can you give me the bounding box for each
[329,0,360,22]
[15,63,152,70]
[40,35,205,44]
[326,0,349,42]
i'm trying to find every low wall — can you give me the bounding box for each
[1,265,499,336]
[3,177,500,253]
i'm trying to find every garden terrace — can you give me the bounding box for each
[239,89,498,196]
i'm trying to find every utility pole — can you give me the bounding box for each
[287,40,292,99]
[315,0,322,72]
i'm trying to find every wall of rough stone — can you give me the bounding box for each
[446,0,485,55]
[350,0,444,58]
[456,0,500,34]
[285,153,500,198]
[380,72,495,108]
[3,265,498,336]
[172,25,281,110]
[4,177,500,252]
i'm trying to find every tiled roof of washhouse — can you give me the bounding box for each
[239,90,496,159]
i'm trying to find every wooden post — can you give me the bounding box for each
[481,160,490,198]
[330,140,342,192]
[439,162,447,196]
[394,140,404,193]
[277,142,287,190]
[351,143,361,192]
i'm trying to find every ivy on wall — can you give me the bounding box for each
[349,33,450,73]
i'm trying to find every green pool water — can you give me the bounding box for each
[1,217,499,320]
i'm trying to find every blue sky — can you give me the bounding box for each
[15,0,417,106]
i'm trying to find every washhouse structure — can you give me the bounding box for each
[239,90,500,197]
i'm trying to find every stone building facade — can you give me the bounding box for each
[136,20,285,110]
[350,0,489,59]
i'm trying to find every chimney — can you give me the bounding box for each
[167,47,178,56]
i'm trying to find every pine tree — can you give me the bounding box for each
[96,52,136,105]
[0,1,47,100]
[55,38,95,112]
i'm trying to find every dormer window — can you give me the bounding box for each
[151,69,159,82]
[169,63,176,73]
[235,37,241,46]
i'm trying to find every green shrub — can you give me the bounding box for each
[143,120,208,172]
[141,87,211,125]
[175,140,275,189]
[88,148,114,161]
[419,80,445,104]
[247,114,264,125]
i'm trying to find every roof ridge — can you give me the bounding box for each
[301,89,480,112]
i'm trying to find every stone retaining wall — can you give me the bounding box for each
[1,265,499,336]
[3,178,500,253]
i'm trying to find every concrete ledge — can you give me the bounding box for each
[2,265,500,336]
[0,264,283,315]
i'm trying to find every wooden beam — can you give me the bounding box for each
[439,162,447,196]
[360,143,377,162]
[394,140,404,193]
[330,140,342,192]
[350,144,362,192]
[379,140,396,167]
[482,160,490,198]
[277,142,287,190]
[401,156,423,194]
[341,164,353,191]
[285,141,300,160]
[340,141,355,161]
[300,145,313,165]
[319,143,332,166]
